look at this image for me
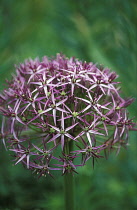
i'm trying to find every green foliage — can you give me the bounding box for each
[0,0,136,209]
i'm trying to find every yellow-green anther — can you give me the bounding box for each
[47,92,51,96]
[84,127,89,132]
[87,147,92,152]
[49,128,55,133]
[72,112,79,118]
[38,109,43,114]
[29,97,33,102]
[60,130,66,134]
[61,91,66,96]
[22,117,26,122]
[116,106,120,110]
[51,104,56,108]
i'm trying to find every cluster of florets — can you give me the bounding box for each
[0,54,136,178]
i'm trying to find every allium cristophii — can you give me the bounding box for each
[0,53,136,178]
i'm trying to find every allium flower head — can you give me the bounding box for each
[0,53,136,178]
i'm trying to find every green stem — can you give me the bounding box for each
[64,140,75,210]
[64,172,75,210]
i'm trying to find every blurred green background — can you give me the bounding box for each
[0,0,137,209]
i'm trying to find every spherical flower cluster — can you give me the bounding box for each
[0,54,136,178]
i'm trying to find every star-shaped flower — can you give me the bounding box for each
[47,113,78,149]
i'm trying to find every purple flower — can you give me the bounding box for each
[0,53,136,178]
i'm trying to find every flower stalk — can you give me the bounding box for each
[64,139,75,210]
[64,172,75,210]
